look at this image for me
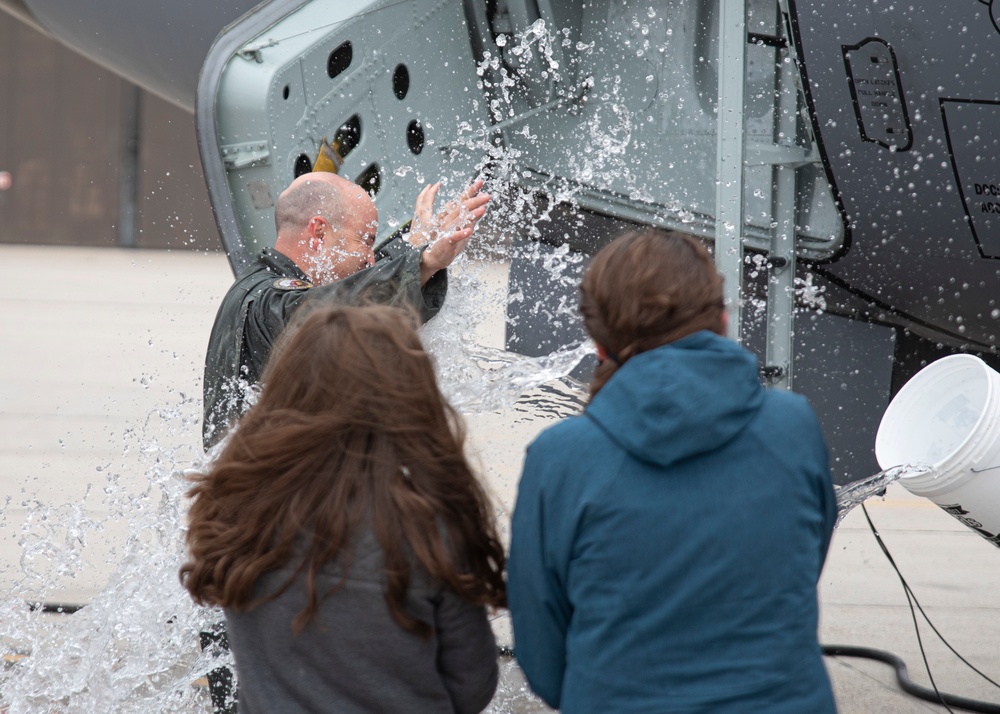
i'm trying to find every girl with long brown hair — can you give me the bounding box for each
[182,304,506,714]
[507,229,837,713]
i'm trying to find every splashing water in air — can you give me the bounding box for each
[0,337,583,711]
[0,399,222,713]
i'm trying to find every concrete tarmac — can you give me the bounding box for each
[1,244,999,712]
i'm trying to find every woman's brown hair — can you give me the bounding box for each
[181,304,507,636]
[580,228,725,396]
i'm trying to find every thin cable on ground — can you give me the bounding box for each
[862,504,1000,690]
[819,503,1000,714]
[861,503,954,713]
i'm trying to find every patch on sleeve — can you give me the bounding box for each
[272,278,313,290]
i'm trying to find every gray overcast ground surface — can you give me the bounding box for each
[1,244,998,712]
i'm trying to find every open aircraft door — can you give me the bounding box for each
[196,0,494,273]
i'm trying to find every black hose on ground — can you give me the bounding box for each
[497,644,1000,712]
[27,602,84,614]
[822,644,1000,714]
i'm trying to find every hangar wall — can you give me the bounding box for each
[0,13,220,251]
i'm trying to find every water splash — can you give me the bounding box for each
[0,385,580,712]
[419,255,591,416]
[833,464,926,527]
[486,656,553,714]
[444,342,590,413]
[448,17,650,238]
[794,273,828,311]
[0,398,221,713]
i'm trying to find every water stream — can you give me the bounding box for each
[832,464,926,528]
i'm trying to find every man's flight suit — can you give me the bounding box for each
[202,235,446,449]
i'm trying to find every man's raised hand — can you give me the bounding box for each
[408,179,491,284]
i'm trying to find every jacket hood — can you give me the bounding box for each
[586,331,764,467]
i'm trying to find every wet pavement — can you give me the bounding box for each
[1,244,999,712]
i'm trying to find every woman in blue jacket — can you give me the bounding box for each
[507,229,837,713]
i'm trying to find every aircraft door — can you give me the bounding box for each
[200,0,493,270]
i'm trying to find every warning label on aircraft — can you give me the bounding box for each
[941,99,1000,258]
[842,38,912,152]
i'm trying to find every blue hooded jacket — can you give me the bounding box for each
[508,331,837,713]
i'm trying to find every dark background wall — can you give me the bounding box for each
[0,12,220,250]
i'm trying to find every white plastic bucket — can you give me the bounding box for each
[875,354,1000,547]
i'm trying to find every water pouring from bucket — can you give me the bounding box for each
[876,353,1000,547]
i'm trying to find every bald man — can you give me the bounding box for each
[202,172,489,449]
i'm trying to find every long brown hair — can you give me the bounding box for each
[181,304,507,636]
[580,228,725,396]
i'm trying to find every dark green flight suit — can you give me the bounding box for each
[202,235,446,450]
